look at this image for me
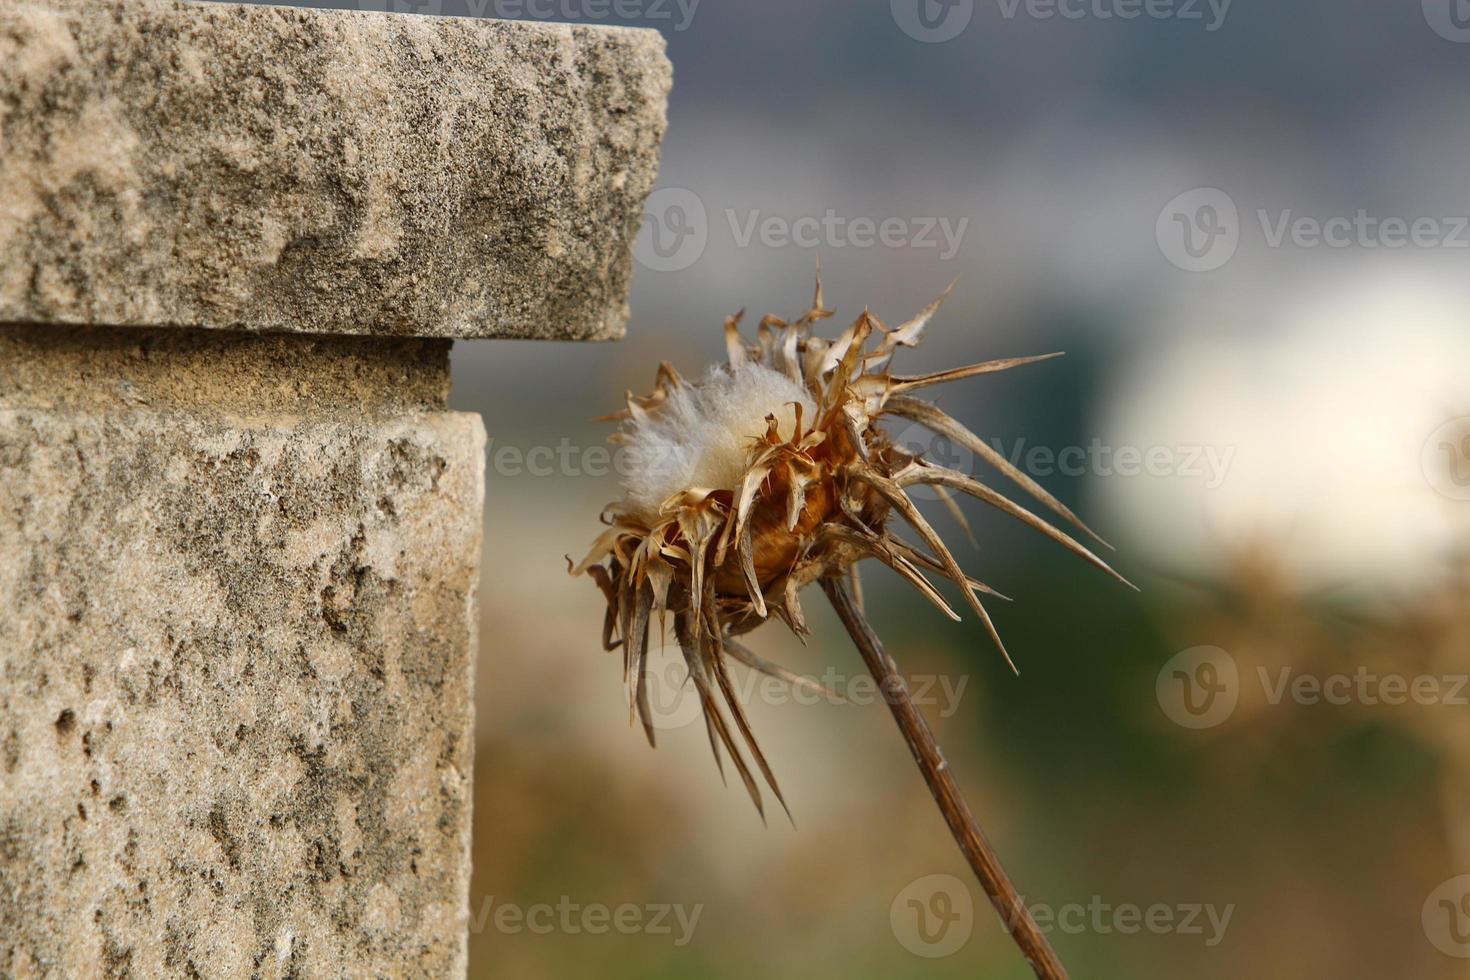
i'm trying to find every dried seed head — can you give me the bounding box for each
[573,277,1132,818]
[620,362,815,525]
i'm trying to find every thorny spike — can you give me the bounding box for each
[737,522,768,619]
[885,534,1011,601]
[896,461,1137,591]
[725,309,747,372]
[675,615,729,780]
[868,276,957,368]
[885,394,1113,550]
[777,575,809,638]
[712,648,792,823]
[705,601,792,822]
[818,523,961,621]
[721,635,845,702]
[626,580,654,733]
[806,255,834,323]
[847,466,1019,673]
[887,351,1065,394]
[634,648,656,748]
[931,482,979,549]
[684,620,767,820]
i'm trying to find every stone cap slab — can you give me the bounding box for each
[0,0,670,340]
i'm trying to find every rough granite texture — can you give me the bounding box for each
[0,0,671,340]
[0,327,487,977]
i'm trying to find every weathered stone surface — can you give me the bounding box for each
[0,324,454,415]
[0,327,486,977]
[0,0,671,341]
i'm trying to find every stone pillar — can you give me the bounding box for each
[0,2,669,976]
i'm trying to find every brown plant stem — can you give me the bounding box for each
[821,576,1069,980]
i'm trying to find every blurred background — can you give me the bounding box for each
[297,0,1470,974]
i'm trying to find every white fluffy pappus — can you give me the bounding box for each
[620,363,817,522]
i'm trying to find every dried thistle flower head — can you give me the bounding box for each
[574,275,1129,805]
[574,277,1129,979]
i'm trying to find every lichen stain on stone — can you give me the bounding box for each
[0,403,485,976]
